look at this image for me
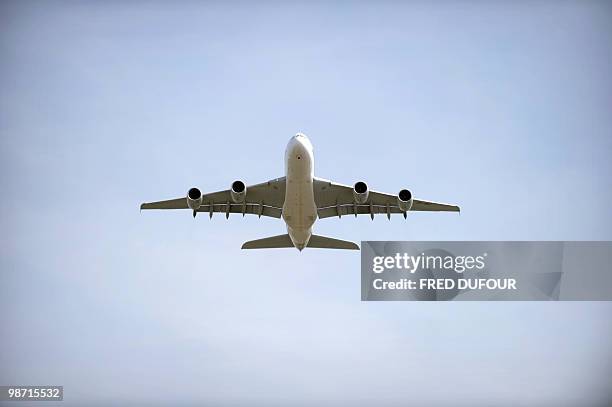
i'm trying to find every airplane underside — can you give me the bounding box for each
[140,133,460,250]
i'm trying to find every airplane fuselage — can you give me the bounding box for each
[282,134,317,250]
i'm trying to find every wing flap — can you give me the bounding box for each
[196,202,282,219]
[318,204,403,219]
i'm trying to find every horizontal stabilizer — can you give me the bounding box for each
[242,234,294,249]
[308,234,359,250]
[242,234,359,250]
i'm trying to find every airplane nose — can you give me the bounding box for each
[292,133,312,151]
[294,132,310,142]
[286,132,312,159]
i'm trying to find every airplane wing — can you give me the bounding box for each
[140,177,286,219]
[313,178,460,219]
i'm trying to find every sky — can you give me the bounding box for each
[1,1,612,406]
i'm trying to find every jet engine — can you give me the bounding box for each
[230,180,247,203]
[187,187,203,210]
[397,189,413,212]
[353,181,369,204]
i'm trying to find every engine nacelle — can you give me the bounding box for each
[353,181,369,204]
[397,189,413,212]
[187,187,203,210]
[230,180,246,203]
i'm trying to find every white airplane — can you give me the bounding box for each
[141,133,460,250]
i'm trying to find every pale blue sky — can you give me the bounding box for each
[1,1,611,406]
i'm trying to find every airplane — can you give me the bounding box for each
[140,133,460,250]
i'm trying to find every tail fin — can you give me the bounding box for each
[241,234,359,250]
[242,234,294,249]
[308,235,359,250]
